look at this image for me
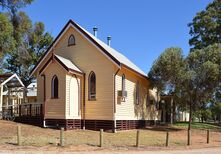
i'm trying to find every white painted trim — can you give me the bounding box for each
[0,74,24,87]
[0,85,3,112]
[30,22,120,77]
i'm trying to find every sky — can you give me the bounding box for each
[22,0,213,74]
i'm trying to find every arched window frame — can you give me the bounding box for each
[51,75,59,99]
[136,81,140,104]
[68,34,76,46]
[88,71,96,100]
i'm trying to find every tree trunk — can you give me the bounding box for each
[188,102,192,130]
[172,100,176,123]
[219,114,221,124]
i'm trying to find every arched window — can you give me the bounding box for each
[68,34,75,46]
[88,71,96,100]
[51,75,59,98]
[136,81,140,104]
[122,74,125,93]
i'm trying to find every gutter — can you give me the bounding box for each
[113,68,120,133]
[83,73,86,130]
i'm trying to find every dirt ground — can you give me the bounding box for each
[1,120,221,152]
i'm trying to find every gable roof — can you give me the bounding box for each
[30,19,147,78]
[39,54,83,75]
[55,54,83,74]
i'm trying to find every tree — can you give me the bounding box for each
[6,20,53,86]
[148,47,186,123]
[0,13,14,72]
[214,103,221,123]
[0,0,53,86]
[182,44,220,129]
[149,44,221,130]
[188,0,221,50]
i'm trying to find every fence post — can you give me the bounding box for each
[187,129,191,146]
[19,105,21,117]
[99,129,103,147]
[40,104,43,116]
[60,127,64,147]
[29,104,32,116]
[136,130,140,147]
[10,106,13,116]
[17,125,21,146]
[166,131,169,147]
[207,129,210,144]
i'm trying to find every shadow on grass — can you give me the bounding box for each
[5,142,18,146]
[143,125,183,132]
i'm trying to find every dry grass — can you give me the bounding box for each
[1,120,221,151]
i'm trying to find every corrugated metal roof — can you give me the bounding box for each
[55,54,83,73]
[77,23,147,76]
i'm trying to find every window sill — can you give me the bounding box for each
[51,97,59,99]
[88,98,96,101]
[68,44,75,46]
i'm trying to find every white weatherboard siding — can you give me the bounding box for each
[115,74,148,120]
[115,71,161,121]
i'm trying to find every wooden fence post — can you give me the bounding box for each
[207,129,210,144]
[60,127,64,147]
[17,125,21,146]
[10,106,13,116]
[187,129,191,146]
[136,130,140,147]
[166,131,169,147]
[19,105,21,117]
[29,104,32,116]
[100,129,103,147]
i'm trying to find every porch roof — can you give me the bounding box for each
[0,74,24,88]
[54,54,83,74]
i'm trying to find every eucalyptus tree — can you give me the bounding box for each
[0,0,53,86]
[0,13,14,72]
[188,0,221,50]
[148,47,186,123]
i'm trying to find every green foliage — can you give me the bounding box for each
[188,0,221,50]
[194,109,212,122]
[6,19,53,86]
[173,122,221,131]
[149,44,221,129]
[0,0,33,14]
[0,0,53,86]
[212,102,221,116]
[148,47,185,92]
[0,13,14,72]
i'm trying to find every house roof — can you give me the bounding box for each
[55,54,83,74]
[39,54,83,75]
[0,74,24,88]
[27,82,37,88]
[76,23,147,77]
[30,20,147,78]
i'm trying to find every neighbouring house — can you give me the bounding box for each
[160,95,189,123]
[27,82,37,103]
[0,74,24,111]
[30,19,161,131]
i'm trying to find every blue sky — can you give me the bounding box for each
[23,0,212,74]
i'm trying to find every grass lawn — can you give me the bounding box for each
[1,120,221,151]
[173,122,221,131]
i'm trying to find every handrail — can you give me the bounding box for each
[2,102,43,108]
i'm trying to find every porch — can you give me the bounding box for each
[1,103,43,126]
